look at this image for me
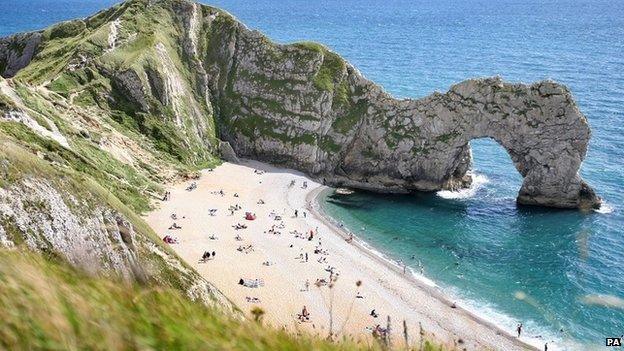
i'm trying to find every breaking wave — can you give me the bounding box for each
[436,173,489,199]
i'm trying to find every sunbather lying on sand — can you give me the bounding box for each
[162,235,178,244]
[315,278,328,287]
[238,278,264,288]
[237,244,254,254]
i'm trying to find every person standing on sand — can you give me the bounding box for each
[300,305,310,321]
[516,323,523,338]
[544,342,548,351]
[295,209,298,218]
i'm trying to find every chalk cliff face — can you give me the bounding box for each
[0,32,42,78]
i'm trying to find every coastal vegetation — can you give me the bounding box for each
[0,250,388,351]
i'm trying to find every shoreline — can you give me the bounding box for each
[306,186,540,351]
[145,160,543,351]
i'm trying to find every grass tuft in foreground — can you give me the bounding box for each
[0,250,382,351]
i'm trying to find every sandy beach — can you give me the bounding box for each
[145,160,538,351]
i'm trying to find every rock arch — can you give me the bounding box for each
[330,77,600,209]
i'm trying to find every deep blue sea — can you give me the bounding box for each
[1,0,622,349]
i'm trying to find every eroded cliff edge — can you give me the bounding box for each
[0,0,600,210]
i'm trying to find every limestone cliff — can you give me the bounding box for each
[200,12,600,209]
[0,32,42,78]
[1,0,599,209]
[0,0,599,260]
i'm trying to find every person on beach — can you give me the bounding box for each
[294,209,298,218]
[305,252,308,262]
[202,251,211,261]
[212,251,216,258]
[372,324,384,339]
[300,306,310,321]
[370,309,378,318]
[516,323,523,337]
[544,342,548,351]
[304,279,310,291]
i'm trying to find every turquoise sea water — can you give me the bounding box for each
[1,0,622,349]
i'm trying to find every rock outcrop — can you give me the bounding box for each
[0,32,41,78]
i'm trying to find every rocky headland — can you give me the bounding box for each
[0,0,601,211]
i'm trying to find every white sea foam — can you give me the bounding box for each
[452,294,575,350]
[436,173,489,199]
[357,231,580,350]
[594,202,614,214]
[355,238,437,288]
[355,238,576,350]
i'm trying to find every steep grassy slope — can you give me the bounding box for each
[0,250,395,351]
[0,125,231,306]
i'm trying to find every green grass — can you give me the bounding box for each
[46,20,87,40]
[0,250,380,351]
[435,132,460,144]
[0,90,16,110]
[332,100,368,134]
[0,121,157,213]
[319,135,342,153]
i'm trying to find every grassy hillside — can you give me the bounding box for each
[0,250,382,351]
